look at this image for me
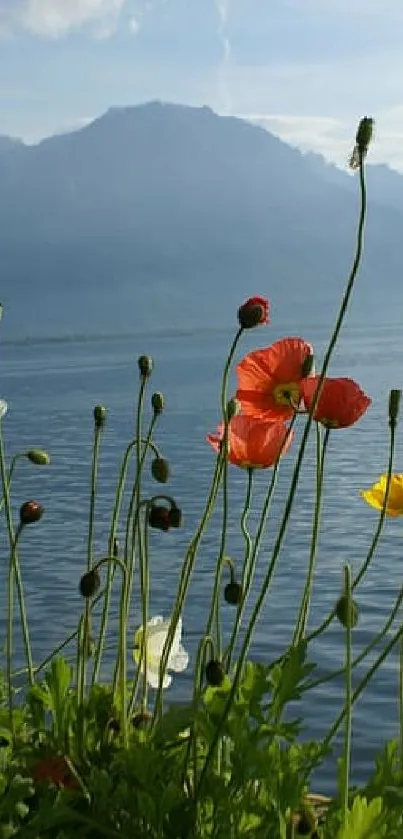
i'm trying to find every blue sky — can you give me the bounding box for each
[1,0,403,169]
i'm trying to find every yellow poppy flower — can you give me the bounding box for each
[360,474,403,516]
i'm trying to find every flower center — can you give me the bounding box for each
[273,382,300,407]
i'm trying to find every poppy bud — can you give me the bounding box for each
[224,581,243,606]
[168,506,182,528]
[336,595,359,628]
[93,405,107,429]
[356,116,374,156]
[26,449,50,466]
[148,504,170,531]
[79,569,101,598]
[293,807,317,836]
[138,355,153,378]
[151,392,164,415]
[301,354,315,378]
[226,398,241,421]
[389,389,401,426]
[20,500,44,526]
[205,659,225,687]
[132,710,152,729]
[238,296,269,329]
[151,457,170,484]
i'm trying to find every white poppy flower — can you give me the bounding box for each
[133,615,189,689]
[0,400,8,419]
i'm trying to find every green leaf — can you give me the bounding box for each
[337,796,387,839]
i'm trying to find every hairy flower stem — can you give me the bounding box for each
[400,633,403,773]
[301,583,403,694]
[341,565,353,826]
[303,414,396,644]
[293,426,329,645]
[195,147,369,800]
[92,418,157,685]
[151,329,244,730]
[79,424,102,707]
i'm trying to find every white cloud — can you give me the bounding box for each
[0,0,142,38]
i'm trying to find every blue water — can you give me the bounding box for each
[1,321,403,792]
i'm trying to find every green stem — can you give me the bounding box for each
[322,620,403,751]
[293,426,329,645]
[195,146,368,799]
[0,454,21,514]
[341,565,353,823]
[151,329,244,729]
[301,583,403,694]
[139,505,150,711]
[400,632,403,773]
[92,419,156,685]
[80,424,102,704]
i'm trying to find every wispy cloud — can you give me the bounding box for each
[0,0,138,39]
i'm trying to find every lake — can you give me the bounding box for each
[1,319,403,793]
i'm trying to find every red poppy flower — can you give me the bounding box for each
[238,296,270,329]
[31,755,78,790]
[236,337,314,420]
[207,415,294,468]
[301,376,371,428]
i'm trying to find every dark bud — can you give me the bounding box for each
[94,405,107,429]
[389,389,401,426]
[151,391,164,415]
[301,354,315,378]
[138,355,153,378]
[106,717,120,735]
[79,569,101,598]
[132,710,152,729]
[20,500,44,526]
[205,659,225,687]
[224,581,243,606]
[168,506,182,529]
[336,595,359,629]
[356,116,374,156]
[26,449,51,466]
[151,457,170,484]
[238,296,269,329]
[148,505,170,531]
[294,807,317,836]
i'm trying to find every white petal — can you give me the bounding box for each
[0,400,8,419]
[147,625,169,658]
[147,666,171,690]
[169,644,189,674]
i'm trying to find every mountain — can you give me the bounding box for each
[1,101,403,340]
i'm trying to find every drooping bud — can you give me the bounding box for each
[79,569,101,598]
[224,581,243,606]
[148,505,170,531]
[389,389,401,427]
[238,297,269,329]
[335,595,359,629]
[151,392,164,415]
[168,506,182,528]
[356,117,374,156]
[93,405,107,429]
[292,806,317,836]
[151,457,170,484]
[20,500,44,526]
[301,354,315,378]
[26,449,51,466]
[132,710,152,729]
[138,355,153,379]
[226,398,241,421]
[205,659,225,687]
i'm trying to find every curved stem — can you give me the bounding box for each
[80,424,102,703]
[0,453,22,515]
[341,565,353,825]
[293,426,329,645]
[151,329,244,729]
[195,148,369,799]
